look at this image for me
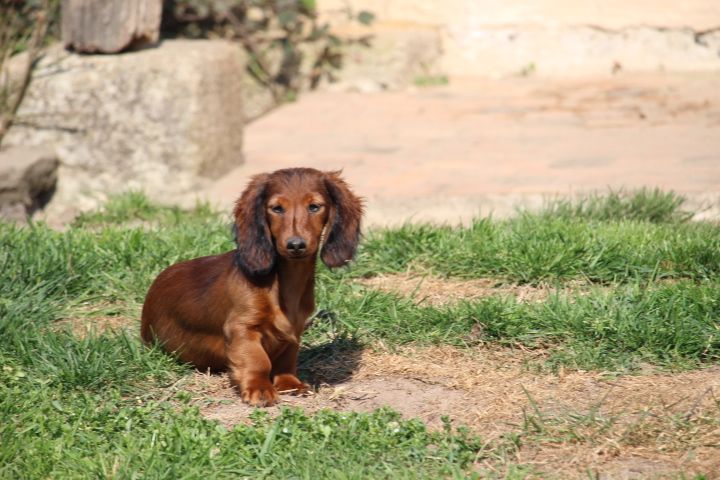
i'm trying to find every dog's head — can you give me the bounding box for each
[233,168,363,277]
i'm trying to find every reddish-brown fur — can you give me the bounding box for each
[141,168,363,406]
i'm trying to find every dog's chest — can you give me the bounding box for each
[273,300,311,340]
[258,305,308,359]
[271,277,315,339]
[272,309,300,339]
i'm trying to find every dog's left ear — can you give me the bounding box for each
[233,173,276,277]
[321,171,364,268]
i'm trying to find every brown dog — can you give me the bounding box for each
[141,168,363,406]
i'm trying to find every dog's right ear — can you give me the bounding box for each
[233,174,276,277]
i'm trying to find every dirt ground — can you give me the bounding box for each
[356,272,563,305]
[181,344,720,478]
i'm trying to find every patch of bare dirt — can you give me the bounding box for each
[53,304,136,338]
[59,299,719,477]
[195,375,471,430]
[181,346,720,479]
[355,273,561,306]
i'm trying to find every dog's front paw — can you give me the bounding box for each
[273,374,310,395]
[241,379,278,407]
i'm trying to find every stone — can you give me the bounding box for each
[61,0,163,53]
[3,40,246,217]
[0,145,59,222]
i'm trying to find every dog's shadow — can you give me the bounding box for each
[298,333,364,388]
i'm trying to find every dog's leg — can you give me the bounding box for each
[271,343,310,395]
[225,326,278,407]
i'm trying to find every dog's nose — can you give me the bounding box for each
[286,237,307,253]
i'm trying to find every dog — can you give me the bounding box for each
[141,168,363,406]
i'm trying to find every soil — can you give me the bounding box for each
[180,345,720,478]
[54,308,133,338]
[356,272,560,305]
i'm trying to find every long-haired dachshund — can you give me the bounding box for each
[141,168,363,406]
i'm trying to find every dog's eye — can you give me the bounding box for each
[308,204,321,213]
[270,205,284,214]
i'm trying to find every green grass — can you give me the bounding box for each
[0,193,489,479]
[1,365,485,479]
[1,189,718,369]
[356,218,719,284]
[1,189,718,478]
[72,191,217,227]
[355,189,717,284]
[539,188,694,223]
[313,274,720,370]
[1,207,230,307]
[0,260,486,477]
[413,74,450,87]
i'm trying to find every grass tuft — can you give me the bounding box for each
[72,191,219,227]
[356,213,719,283]
[540,188,693,223]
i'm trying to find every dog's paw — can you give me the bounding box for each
[241,379,278,407]
[273,374,310,395]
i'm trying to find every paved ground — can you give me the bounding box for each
[200,73,720,226]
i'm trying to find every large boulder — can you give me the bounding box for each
[0,145,59,222]
[3,40,245,219]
